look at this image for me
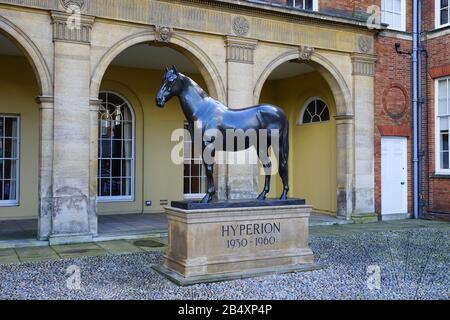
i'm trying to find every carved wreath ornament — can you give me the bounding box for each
[60,0,85,10]
[232,16,250,36]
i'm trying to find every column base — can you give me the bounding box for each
[49,233,94,246]
[351,212,379,224]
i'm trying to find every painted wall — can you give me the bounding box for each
[0,55,39,219]
[259,71,337,214]
[99,66,207,215]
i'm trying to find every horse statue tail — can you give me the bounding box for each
[280,118,289,168]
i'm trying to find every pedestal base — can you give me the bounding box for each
[155,203,320,286]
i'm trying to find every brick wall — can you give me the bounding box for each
[374,36,413,216]
[422,29,450,215]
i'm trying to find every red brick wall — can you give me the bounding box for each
[374,36,413,216]
[422,32,450,215]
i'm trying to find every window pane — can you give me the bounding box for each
[0,139,3,158]
[4,138,17,158]
[122,160,132,177]
[111,159,121,177]
[305,0,313,10]
[0,160,3,179]
[99,179,111,197]
[441,9,449,25]
[441,131,449,151]
[394,0,401,12]
[4,118,17,137]
[4,160,16,179]
[3,180,16,200]
[441,151,449,169]
[111,178,121,196]
[184,178,190,194]
[442,0,449,8]
[441,117,449,131]
[121,178,132,196]
[123,140,133,158]
[0,118,3,137]
[321,107,330,122]
[101,140,111,158]
[191,177,200,194]
[100,160,111,177]
[112,139,123,158]
[385,0,393,11]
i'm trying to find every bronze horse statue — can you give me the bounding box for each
[156,66,289,203]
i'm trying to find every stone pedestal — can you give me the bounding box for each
[154,202,321,285]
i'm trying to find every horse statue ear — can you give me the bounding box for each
[172,65,179,75]
[165,67,169,73]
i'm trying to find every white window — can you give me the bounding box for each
[436,0,450,28]
[299,98,330,125]
[183,122,207,199]
[286,0,318,11]
[0,115,19,206]
[381,0,406,31]
[436,78,450,174]
[98,92,135,202]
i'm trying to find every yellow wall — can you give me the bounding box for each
[0,55,39,219]
[99,66,207,215]
[259,71,337,214]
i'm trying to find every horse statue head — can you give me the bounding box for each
[156,66,182,108]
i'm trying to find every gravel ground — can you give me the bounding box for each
[0,227,448,300]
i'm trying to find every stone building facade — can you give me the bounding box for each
[0,0,448,244]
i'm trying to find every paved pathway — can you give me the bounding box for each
[0,219,448,300]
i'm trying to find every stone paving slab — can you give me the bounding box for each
[96,240,145,254]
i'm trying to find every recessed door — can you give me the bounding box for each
[381,137,408,215]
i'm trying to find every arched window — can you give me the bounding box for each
[300,98,330,124]
[98,92,135,201]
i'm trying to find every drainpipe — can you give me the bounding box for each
[412,0,420,219]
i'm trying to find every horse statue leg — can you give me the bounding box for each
[257,146,272,200]
[201,141,216,203]
[278,125,289,200]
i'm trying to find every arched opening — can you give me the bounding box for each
[95,40,217,235]
[258,59,338,215]
[0,31,41,239]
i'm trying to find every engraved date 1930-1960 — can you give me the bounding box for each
[221,222,281,249]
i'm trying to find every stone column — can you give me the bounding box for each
[89,99,102,236]
[335,115,354,220]
[351,53,377,222]
[36,96,54,240]
[225,36,259,200]
[49,11,96,244]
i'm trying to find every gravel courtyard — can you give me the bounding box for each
[0,220,448,300]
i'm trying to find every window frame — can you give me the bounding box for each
[435,77,450,175]
[287,0,318,11]
[298,97,331,126]
[381,0,407,32]
[435,0,450,29]
[0,115,20,207]
[97,91,136,203]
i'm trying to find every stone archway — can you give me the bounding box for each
[254,48,355,219]
[0,16,54,239]
[0,16,52,97]
[90,31,226,103]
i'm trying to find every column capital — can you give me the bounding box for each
[89,99,103,112]
[36,96,54,108]
[351,53,377,76]
[225,36,258,64]
[51,11,95,44]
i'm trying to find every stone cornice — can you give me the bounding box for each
[0,0,376,54]
[51,10,94,44]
